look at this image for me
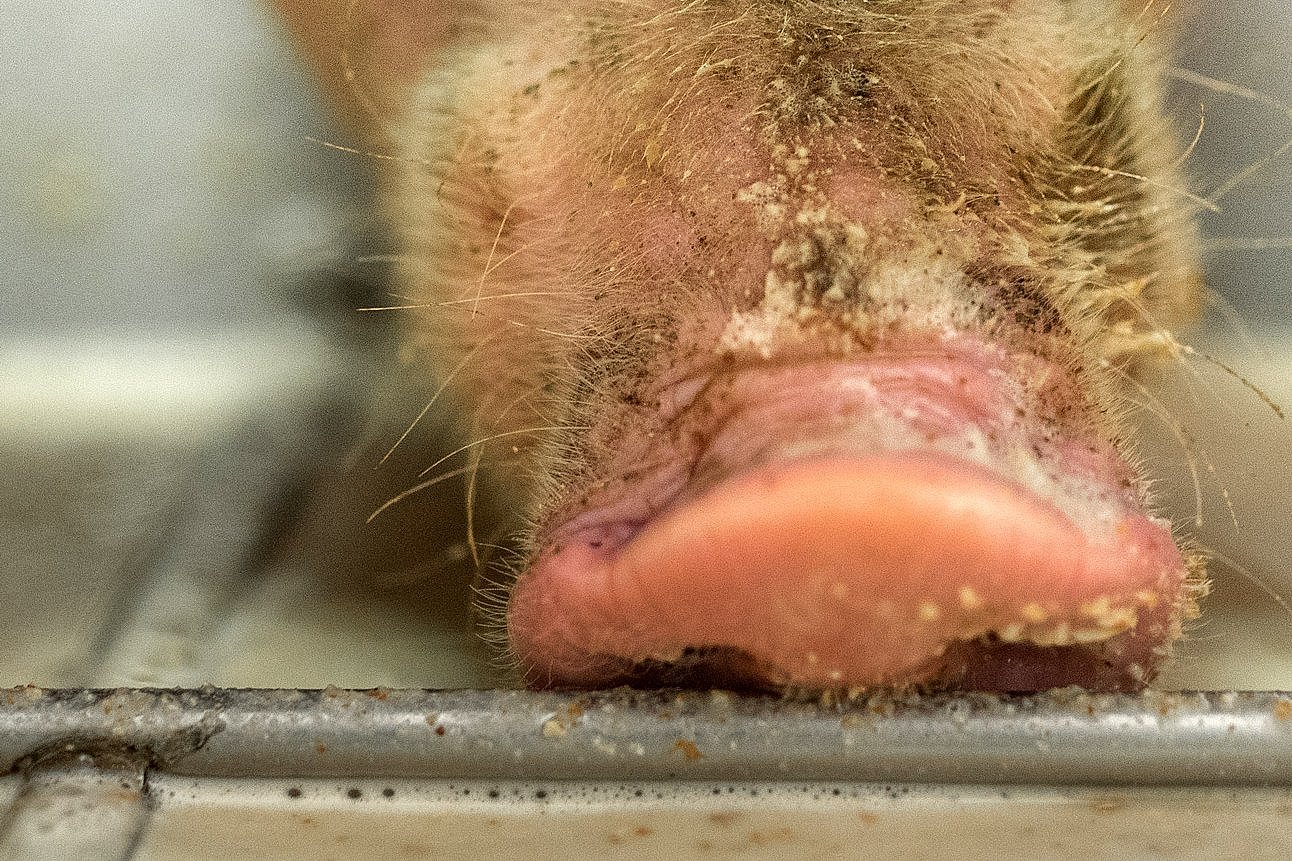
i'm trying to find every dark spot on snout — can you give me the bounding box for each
[840,63,880,102]
[971,263,1066,336]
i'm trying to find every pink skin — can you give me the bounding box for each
[509,338,1187,691]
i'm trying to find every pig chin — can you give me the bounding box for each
[506,333,1195,695]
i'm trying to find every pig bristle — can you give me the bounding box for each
[1164,545,1212,668]
[469,539,531,673]
[1101,358,1209,528]
[1196,547,1292,624]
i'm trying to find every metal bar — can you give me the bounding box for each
[2,687,1291,786]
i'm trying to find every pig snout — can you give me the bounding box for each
[392,0,1207,693]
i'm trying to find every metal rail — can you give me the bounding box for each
[2,687,1290,786]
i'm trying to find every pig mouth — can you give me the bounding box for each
[506,338,1192,694]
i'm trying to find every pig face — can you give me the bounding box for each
[383,0,1207,693]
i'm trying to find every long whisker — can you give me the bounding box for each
[1202,292,1270,365]
[1102,359,1207,528]
[1068,163,1220,212]
[356,303,436,312]
[465,443,485,568]
[1167,67,1292,117]
[304,136,436,169]
[1204,134,1292,208]
[379,340,489,466]
[1168,101,1206,170]
[1177,344,1286,420]
[367,464,475,524]
[1164,67,1292,207]
[472,199,523,316]
[1205,547,1292,621]
[438,291,576,306]
[417,426,591,479]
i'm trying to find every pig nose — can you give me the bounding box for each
[507,453,1187,693]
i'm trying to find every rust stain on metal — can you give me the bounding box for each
[673,739,703,761]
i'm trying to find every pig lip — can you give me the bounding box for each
[507,345,1190,693]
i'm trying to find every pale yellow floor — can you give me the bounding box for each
[135,779,1292,861]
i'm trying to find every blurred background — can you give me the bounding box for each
[0,0,1288,690]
